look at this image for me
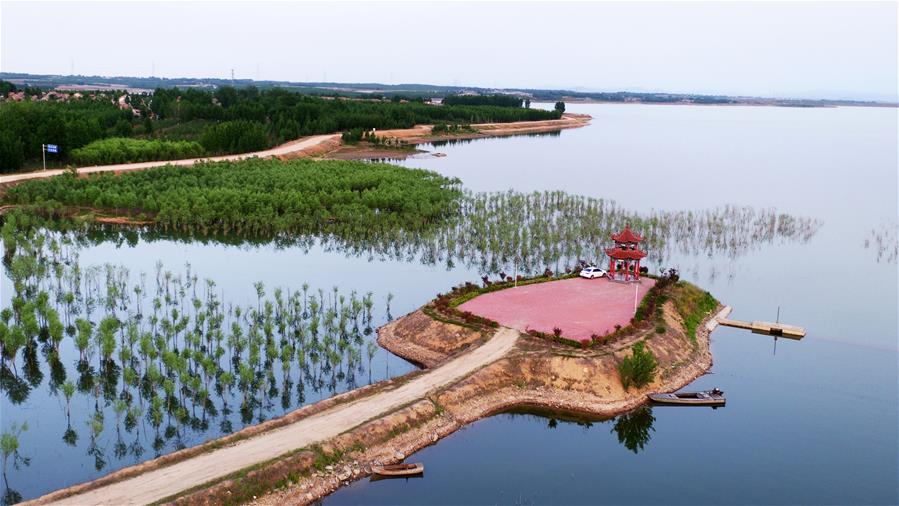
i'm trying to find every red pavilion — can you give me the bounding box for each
[605,226,646,282]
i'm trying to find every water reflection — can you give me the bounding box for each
[32,190,822,279]
[504,406,656,454]
[611,406,655,454]
[864,222,898,264]
[426,130,562,148]
[0,227,391,493]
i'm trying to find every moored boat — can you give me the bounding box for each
[370,462,424,477]
[648,388,725,406]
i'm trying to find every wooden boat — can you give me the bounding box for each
[370,462,424,477]
[648,388,725,407]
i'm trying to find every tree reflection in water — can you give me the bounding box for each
[611,406,656,454]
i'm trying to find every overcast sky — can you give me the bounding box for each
[1,1,896,100]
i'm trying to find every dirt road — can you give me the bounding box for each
[46,328,518,505]
[0,134,340,185]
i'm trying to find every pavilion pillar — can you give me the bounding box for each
[636,259,640,279]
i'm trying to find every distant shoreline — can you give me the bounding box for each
[534,98,898,109]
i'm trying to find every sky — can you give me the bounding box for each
[1,1,897,101]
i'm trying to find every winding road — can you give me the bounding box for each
[39,327,518,505]
[0,134,340,185]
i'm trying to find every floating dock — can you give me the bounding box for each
[717,318,806,339]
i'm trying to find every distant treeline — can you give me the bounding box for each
[0,83,559,172]
[442,94,522,108]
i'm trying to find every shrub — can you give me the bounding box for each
[655,325,666,334]
[617,341,658,390]
[552,327,562,338]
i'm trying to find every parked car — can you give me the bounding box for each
[579,266,607,279]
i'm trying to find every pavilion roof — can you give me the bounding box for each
[605,247,647,260]
[611,226,643,244]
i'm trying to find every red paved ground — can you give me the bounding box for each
[459,277,656,342]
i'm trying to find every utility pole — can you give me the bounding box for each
[42,144,46,171]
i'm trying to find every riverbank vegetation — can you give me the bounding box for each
[3,181,822,279]
[0,86,559,172]
[3,159,463,236]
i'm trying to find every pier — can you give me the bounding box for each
[717,318,806,339]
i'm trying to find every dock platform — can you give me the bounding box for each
[717,318,806,339]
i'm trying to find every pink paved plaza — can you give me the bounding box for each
[459,277,656,342]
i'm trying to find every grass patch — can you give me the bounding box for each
[670,281,719,342]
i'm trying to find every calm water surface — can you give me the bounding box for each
[2,103,896,504]
[328,104,898,505]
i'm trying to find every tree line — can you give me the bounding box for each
[442,94,523,108]
[0,86,560,173]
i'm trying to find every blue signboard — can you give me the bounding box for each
[46,144,59,153]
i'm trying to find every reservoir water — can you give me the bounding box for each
[2,103,896,504]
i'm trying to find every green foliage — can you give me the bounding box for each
[0,99,129,171]
[554,101,566,113]
[0,86,559,171]
[617,341,658,390]
[0,129,25,172]
[5,158,462,236]
[431,123,475,135]
[443,94,523,108]
[671,282,718,342]
[1,421,29,475]
[0,80,18,95]
[199,120,270,154]
[151,86,559,141]
[70,137,204,165]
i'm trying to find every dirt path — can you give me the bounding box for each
[48,328,518,505]
[0,134,340,185]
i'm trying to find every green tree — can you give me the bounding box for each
[617,341,657,390]
[1,421,30,478]
[554,101,566,113]
[0,129,25,173]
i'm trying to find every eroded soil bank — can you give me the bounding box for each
[245,298,720,505]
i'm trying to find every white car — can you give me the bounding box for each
[579,266,607,279]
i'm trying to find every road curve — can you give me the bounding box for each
[0,134,340,185]
[44,327,518,505]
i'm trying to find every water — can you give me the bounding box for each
[328,103,899,504]
[2,103,897,504]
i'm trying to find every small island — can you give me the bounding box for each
[15,210,726,506]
